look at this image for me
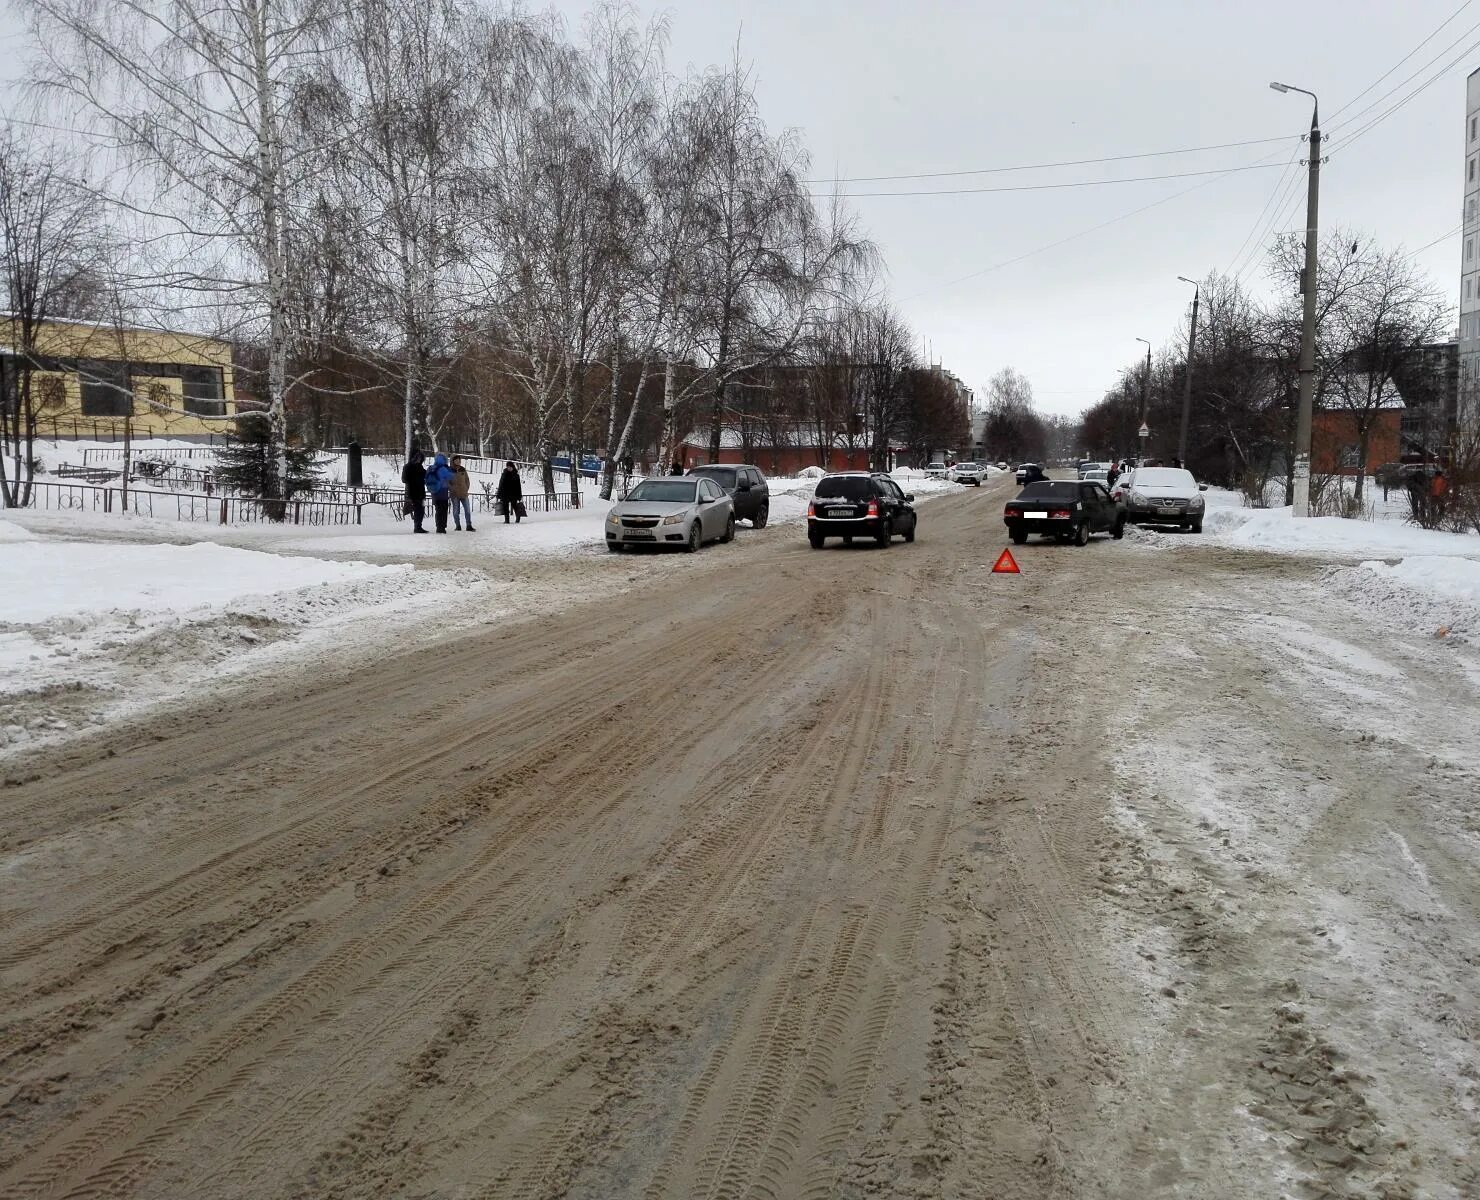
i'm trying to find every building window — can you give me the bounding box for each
[1471,156,1477,182]
[1472,115,1477,141]
[1469,238,1474,262]
[77,360,132,416]
[180,365,225,416]
[1468,279,1474,300]
[1469,197,1476,221]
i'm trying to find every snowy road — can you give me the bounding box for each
[2,476,1477,1199]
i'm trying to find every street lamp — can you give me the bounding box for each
[1135,337,1151,465]
[1271,81,1321,516]
[1176,276,1200,469]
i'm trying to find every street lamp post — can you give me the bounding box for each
[1176,276,1200,469]
[1135,337,1151,464]
[1271,81,1321,517]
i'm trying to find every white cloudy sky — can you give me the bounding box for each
[2,0,1472,416]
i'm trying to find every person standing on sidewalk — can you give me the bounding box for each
[425,453,454,534]
[496,461,523,524]
[401,450,428,534]
[450,456,475,531]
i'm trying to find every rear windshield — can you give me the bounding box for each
[628,479,697,503]
[689,466,736,486]
[1018,482,1079,499]
[815,476,875,500]
[1132,468,1196,489]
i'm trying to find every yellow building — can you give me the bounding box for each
[1,314,237,440]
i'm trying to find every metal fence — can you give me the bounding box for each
[14,480,362,525]
[82,445,221,466]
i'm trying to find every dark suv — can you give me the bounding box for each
[687,464,770,527]
[807,472,917,548]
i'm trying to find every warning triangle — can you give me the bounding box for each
[991,548,1021,574]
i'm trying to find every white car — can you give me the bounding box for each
[1077,461,1112,480]
[1120,467,1207,532]
[947,462,985,486]
[1082,468,1109,485]
[925,461,949,478]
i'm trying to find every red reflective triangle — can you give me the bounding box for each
[991,548,1021,574]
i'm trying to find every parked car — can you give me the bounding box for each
[605,476,735,552]
[1003,480,1124,545]
[807,472,917,548]
[925,461,949,478]
[687,463,771,527]
[1120,466,1207,532]
[947,462,985,486]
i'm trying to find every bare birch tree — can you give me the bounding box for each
[23,0,336,510]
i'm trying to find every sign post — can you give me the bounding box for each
[1137,423,1150,466]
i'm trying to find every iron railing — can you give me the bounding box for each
[14,480,362,525]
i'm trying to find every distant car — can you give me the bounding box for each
[1014,462,1045,485]
[687,463,770,527]
[996,461,1009,470]
[1003,480,1125,546]
[1120,466,1207,532]
[1082,469,1109,484]
[605,477,735,552]
[807,472,917,548]
[925,461,949,478]
[947,462,985,486]
[1077,461,1112,480]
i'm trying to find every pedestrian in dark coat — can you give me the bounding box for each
[496,461,524,524]
[401,450,428,534]
[425,452,454,533]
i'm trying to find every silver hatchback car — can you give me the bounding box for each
[605,477,736,552]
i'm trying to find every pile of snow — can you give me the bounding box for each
[0,517,40,544]
[1331,556,1480,641]
[1,539,404,623]
[1203,505,1480,559]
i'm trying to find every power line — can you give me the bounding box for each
[801,134,1300,186]
[1222,142,1303,276]
[1332,31,1480,152]
[904,149,1291,299]
[816,160,1286,199]
[1328,0,1477,122]
[1232,166,1308,285]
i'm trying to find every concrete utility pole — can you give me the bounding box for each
[1136,337,1151,464]
[1272,81,1321,516]
[1176,276,1200,468]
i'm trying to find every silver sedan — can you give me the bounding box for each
[605,477,736,552]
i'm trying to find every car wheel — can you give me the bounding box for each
[1191,518,1203,534]
[606,541,622,553]
[809,532,825,549]
[1073,521,1088,547]
[904,520,916,543]
[876,518,892,548]
[721,514,735,543]
[753,504,768,529]
[685,522,701,553]
[1010,529,1027,545]
[1112,517,1125,540]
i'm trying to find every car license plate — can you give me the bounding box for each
[1022,510,1047,519]
[624,530,655,540]
[826,507,852,517]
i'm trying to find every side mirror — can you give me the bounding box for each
[905,493,915,502]
[738,481,752,492]
[1198,484,1208,492]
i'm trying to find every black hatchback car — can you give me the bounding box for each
[687,464,771,527]
[807,472,917,548]
[1003,480,1124,545]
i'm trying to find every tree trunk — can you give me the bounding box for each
[1354,427,1370,505]
[251,0,289,516]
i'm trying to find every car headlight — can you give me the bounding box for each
[1130,491,1147,505]
[661,512,687,525]
[606,510,621,524]
[1190,494,1205,508]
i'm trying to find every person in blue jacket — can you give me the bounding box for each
[424,452,455,533]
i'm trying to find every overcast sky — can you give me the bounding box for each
[2,0,1473,417]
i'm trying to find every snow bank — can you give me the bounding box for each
[1204,505,1480,559]
[0,539,403,623]
[1329,557,1480,641]
[1357,556,1480,604]
[0,517,40,544]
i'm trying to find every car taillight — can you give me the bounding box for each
[866,499,879,517]
[1050,508,1073,519]
[806,502,815,518]
[1003,504,1014,515]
